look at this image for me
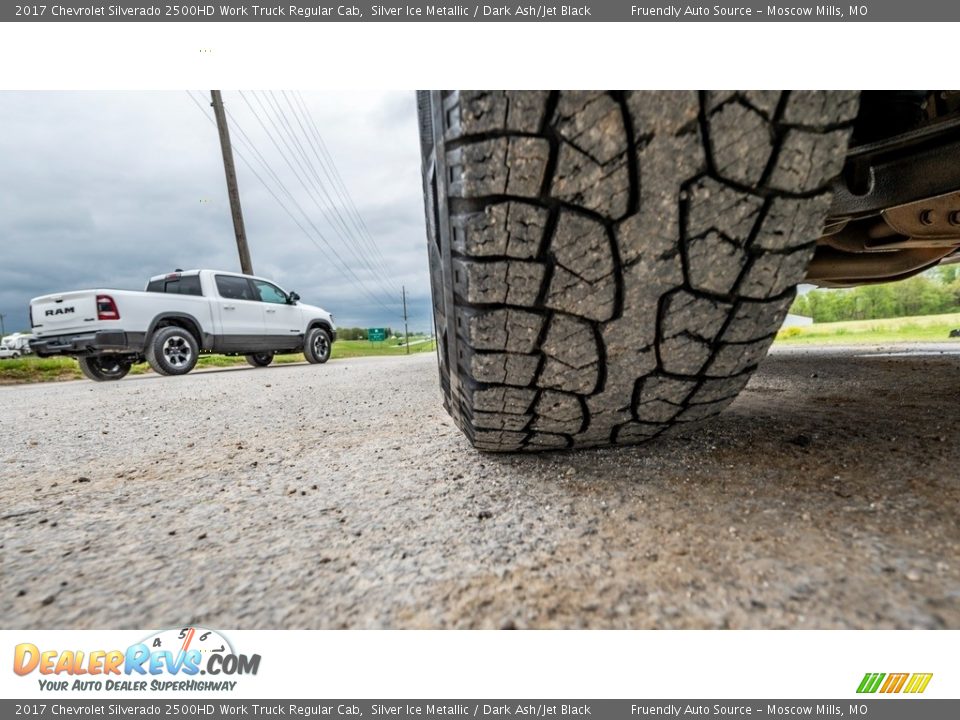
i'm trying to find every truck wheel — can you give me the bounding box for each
[246,352,274,367]
[418,90,859,451]
[303,328,331,364]
[78,356,132,382]
[145,326,199,376]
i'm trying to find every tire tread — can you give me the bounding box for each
[420,90,857,451]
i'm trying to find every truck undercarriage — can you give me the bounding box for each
[813,90,960,287]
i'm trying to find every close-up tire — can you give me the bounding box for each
[246,352,274,367]
[78,355,132,382]
[145,326,199,376]
[418,90,859,452]
[303,327,331,364]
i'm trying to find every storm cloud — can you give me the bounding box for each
[0,91,431,334]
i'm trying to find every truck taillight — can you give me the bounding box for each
[96,295,120,321]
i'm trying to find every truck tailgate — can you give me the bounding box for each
[31,291,102,336]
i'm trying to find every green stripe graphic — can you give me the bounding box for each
[870,673,887,693]
[857,673,886,693]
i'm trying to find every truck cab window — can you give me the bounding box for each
[215,275,256,301]
[147,276,202,296]
[178,275,202,296]
[253,280,288,304]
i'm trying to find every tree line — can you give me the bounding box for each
[336,327,430,340]
[791,267,960,322]
[336,327,396,341]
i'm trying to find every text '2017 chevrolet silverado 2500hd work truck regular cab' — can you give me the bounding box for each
[29,270,336,381]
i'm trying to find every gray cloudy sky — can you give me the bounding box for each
[0,91,431,335]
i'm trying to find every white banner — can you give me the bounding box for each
[2,630,956,699]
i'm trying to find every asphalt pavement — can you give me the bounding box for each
[1,345,958,628]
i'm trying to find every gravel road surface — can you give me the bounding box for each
[2,346,958,629]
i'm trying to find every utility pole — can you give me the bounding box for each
[0,313,5,338]
[210,90,253,275]
[402,286,410,355]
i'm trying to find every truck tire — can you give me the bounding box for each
[418,90,859,451]
[246,352,274,367]
[145,326,199,376]
[78,355,132,382]
[303,327,331,364]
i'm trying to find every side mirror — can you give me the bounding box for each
[288,291,300,304]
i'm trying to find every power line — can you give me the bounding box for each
[243,90,410,310]
[185,91,403,319]
[274,92,404,298]
[281,91,402,295]
[291,91,400,282]
[254,92,363,250]
[262,91,402,298]
[242,91,399,307]
[292,90,392,264]
[229,91,401,314]
[275,92,404,298]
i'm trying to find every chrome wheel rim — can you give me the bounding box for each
[162,335,192,368]
[313,334,329,359]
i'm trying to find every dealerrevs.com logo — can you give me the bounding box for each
[857,673,933,694]
[13,627,260,692]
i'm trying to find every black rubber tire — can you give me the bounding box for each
[78,355,132,382]
[145,326,199,376]
[418,90,859,452]
[303,327,331,364]
[246,352,274,368]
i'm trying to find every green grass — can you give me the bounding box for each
[0,338,436,385]
[775,312,960,345]
[0,356,82,383]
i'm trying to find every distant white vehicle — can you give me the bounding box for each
[0,333,34,358]
[28,269,336,381]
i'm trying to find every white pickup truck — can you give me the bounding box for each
[29,269,337,381]
[0,333,34,358]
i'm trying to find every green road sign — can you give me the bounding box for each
[368,328,386,342]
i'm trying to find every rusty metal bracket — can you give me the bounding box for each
[882,190,960,244]
[806,246,954,285]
